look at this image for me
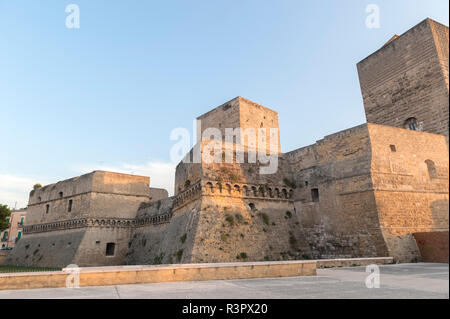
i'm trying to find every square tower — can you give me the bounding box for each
[357,18,449,135]
[197,96,281,153]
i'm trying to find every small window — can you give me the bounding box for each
[425,160,438,179]
[68,200,73,213]
[184,180,191,188]
[305,181,308,187]
[59,192,63,198]
[249,203,256,211]
[390,145,396,152]
[106,243,115,256]
[311,188,319,202]
[404,117,418,131]
[17,231,22,239]
[45,204,50,214]
[38,196,41,202]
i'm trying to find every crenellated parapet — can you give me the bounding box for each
[135,212,173,228]
[172,179,295,210]
[23,217,136,234]
[201,181,294,200]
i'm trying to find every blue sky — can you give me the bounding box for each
[1,0,448,208]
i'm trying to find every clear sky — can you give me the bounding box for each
[1,0,448,208]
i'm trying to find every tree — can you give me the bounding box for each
[33,184,42,190]
[0,204,11,232]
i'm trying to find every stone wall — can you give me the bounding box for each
[368,123,449,262]
[357,18,449,136]
[286,124,389,259]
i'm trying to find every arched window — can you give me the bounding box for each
[404,117,418,131]
[258,186,265,197]
[425,160,438,179]
[206,182,214,193]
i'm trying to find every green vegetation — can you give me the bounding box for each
[236,252,248,260]
[0,204,11,232]
[225,214,234,226]
[0,266,61,273]
[234,213,243,223]
[258,212,270,225]
[301,254,311,260]
[221,233,228,242]
[285,211,292,219]
[264,256,270,261]
[289,234,297,247]
[176,249,184,262]
[33,184,42,190]
[153,252,165,264]
[282,178,297,189]
[180,233,187,244]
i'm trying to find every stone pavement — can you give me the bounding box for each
[0,263,447,299]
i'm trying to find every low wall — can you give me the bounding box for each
[0,260,316,290]
[316,257,394,268]
[413,231,449,263]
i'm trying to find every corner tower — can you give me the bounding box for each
[357,18,449,135]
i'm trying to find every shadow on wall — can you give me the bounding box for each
[431,199,450,229]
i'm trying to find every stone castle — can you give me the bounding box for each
[4,18,448,267]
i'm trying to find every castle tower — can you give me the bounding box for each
[197,96,282,153]
[357,18,449,135]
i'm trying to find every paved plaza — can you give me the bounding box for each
[0,263,448,299]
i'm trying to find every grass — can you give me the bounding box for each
[234,213,244,223]
[236,252,248,260]
[176,249,184,262]
[283,178,297,189]
[258,212,270,225]
[225,214,234,226]
[0,265,61,273]
[180,233,187,244]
